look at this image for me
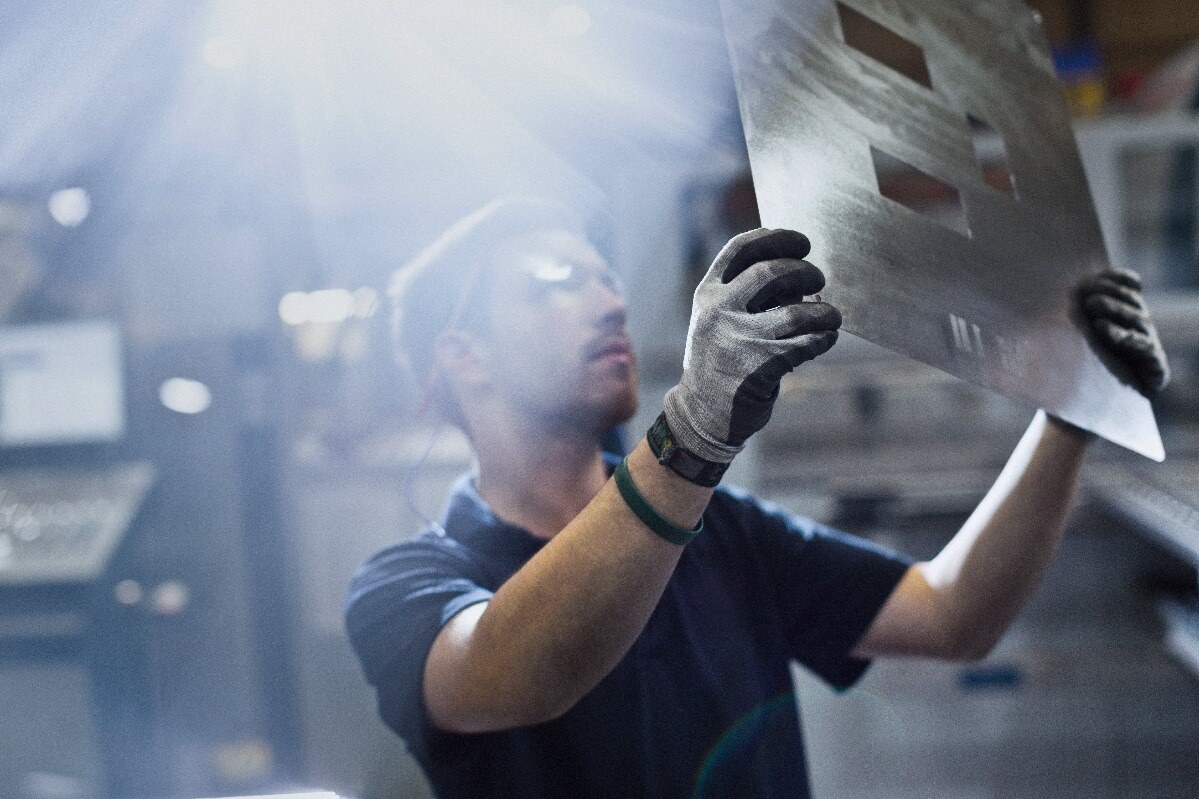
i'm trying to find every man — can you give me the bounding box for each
[345,197,1169,799]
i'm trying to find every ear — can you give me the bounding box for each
[433,329,488,386]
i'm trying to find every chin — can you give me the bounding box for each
[596,387,639,431]
[529,368,639,436]
[558,382,638,437]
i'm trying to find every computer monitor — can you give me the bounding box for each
[0,321,125,448]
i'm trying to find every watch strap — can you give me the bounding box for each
[647,412,729,488]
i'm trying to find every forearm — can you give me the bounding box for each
[434,439,712,728]
[920,410,1090,656]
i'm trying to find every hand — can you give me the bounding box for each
[1075,267,1170,397]
[662,228,842,463]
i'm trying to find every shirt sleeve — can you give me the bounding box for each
[343,533,494,760]
[725,489,915,690]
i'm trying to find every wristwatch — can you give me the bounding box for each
[646,412,729,488]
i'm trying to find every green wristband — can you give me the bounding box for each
[613,458,703,546]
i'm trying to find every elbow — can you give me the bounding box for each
[429,679,584,734]
[945,626,999,662]
[472,699,566,733]
[498,684,581,728]
[500,690,589,730]
[488,656,597,728]
[519,693,580,727]
[429,694,554,735]
[953,638,995,662]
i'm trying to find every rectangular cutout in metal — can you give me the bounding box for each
[872,147,970,237]
[967,114,1017,197]
[837,2,933,91]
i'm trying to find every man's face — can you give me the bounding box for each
[478,228,638,435]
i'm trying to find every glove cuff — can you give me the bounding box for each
[662,384,744,465]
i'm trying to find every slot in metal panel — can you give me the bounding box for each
[718,0,1163,460]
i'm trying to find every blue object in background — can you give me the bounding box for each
[958,664,1024,692]
[1051,39,1103,81]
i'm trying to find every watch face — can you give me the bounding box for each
[649,415,674,454]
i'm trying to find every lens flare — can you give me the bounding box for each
[693,687,903,797]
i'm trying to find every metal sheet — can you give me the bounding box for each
[719,0,1164,460]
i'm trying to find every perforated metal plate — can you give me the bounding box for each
[719,0,1164,460]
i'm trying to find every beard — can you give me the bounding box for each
[590,377,639,434]
[522,369,640,441]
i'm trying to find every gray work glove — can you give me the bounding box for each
[662,228,842,463]
[1075,267,1170,397]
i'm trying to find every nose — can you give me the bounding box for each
[591,275,628,331]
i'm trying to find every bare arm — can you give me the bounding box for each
[854,265,1170,661]
[853,410,1091,661]
[423,439,712,733]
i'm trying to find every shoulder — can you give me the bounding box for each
[351,529,476,581]
[344,529,495,686]
[344,530,485,624]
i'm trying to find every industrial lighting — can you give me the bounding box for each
[151,581,189,617]
[278,288,375,325]
[47,187,90,227]
[278,291,310,325]
[305,289,355,323]
[159,377,213,415]
[114,579,144,605]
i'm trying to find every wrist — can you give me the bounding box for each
[648,411,731,487]
[614,457,703,546]
[1042,410,1095,451]
[624,439,714,529]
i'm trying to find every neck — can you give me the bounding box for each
[471,410,610,540]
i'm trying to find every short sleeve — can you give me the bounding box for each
[722,489,914,690]
[344,532,494,759]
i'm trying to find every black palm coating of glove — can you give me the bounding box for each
[662,228,843,464]
[1075,267,1170,398]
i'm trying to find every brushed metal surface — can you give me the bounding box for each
[719,0,1164,460]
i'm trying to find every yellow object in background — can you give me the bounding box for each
[1053,39,1107,117]
[1063,76,1107,117]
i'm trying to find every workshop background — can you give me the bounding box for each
[1,1,1198,798]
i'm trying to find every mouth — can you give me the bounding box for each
[588,336,635,365]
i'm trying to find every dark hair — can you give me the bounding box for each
[388,196,585,423]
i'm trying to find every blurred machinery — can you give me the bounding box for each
[0,321,150,798]
[0,464,153,585]
[0,461,154,799]
[0,201,41,321]
[1090,456,1199,680]
[0,320,306,799]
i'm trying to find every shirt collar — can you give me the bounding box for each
[439,451,621,560]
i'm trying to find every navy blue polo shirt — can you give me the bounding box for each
[345,460,912,799]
